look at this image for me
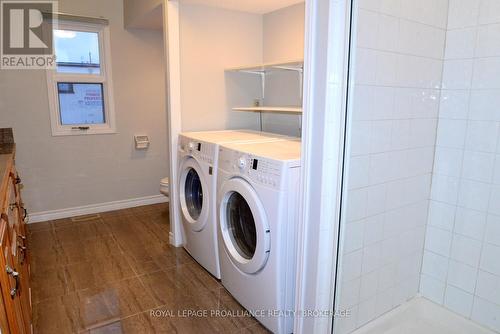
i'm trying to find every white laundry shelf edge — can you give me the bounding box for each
[225,60,303,73]
[232,106,302,113]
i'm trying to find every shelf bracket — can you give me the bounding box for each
[260,72,266,102]
[260,72,265,132]
[299,69,303,101]
[259,111,263,132]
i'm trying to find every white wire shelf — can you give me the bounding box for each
[226,60,303,74]
[232,106,302,114]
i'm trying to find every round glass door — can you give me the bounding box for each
[226,192,257,260]
[219,178,270,274]
[184,168,203,220]
[179,157,208,231]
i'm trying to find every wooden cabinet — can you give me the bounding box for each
[0,218,27,334]
[9,171,31,334]
[0,286,10,334]
[0,150,32,333]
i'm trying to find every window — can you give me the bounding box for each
[47,20,115,136]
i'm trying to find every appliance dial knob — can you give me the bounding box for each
[188,142,195,151]
[238,157,247,169]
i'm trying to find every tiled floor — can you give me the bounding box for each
[28,204,269,333]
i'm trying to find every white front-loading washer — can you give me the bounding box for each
[216,139,301,333]
[177,130,295,279]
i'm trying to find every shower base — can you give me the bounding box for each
[352,297,498,334]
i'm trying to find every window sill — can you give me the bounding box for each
[51,126,117,137]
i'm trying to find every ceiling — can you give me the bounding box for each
[127,0,305,30]
[179,0,305,14]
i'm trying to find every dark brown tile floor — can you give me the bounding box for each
[28,204,270,334]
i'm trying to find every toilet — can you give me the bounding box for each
[160,177,169,198]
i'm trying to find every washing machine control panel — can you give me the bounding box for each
[249,157,283,189]
[220,148,284,189]
[179,136,215,165]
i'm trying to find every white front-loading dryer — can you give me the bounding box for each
[177,130,296,279]
[217,139,301,333]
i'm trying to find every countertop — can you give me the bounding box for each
[0,128,15,193]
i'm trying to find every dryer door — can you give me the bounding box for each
[179,157,209,232]
[219,178,270,274]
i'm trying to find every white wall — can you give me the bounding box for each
[0,0,168,215]
[177,2,305,136]
[334,1,448,332]
[422,0,500,331]
[123,0,162,29]
[263,2,305,63]
[178,3,263,132]
[262,3,305,137]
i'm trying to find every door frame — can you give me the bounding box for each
[162,0,355,332]
[294,0,353,333]
[162,0,183,247]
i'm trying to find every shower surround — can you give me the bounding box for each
[334,0,500,333]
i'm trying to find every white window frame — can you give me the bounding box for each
[46,20,116,136]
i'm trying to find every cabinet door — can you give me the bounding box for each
[5,182,17,238]
[10,228,30,334]
[9,170,27,234]
[0,288,11,334]
[6,176,31,333]
[0,217,26,334]
[8,172,29,270]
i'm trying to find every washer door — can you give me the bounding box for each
[179,158,209,232]
[219,178,270,274]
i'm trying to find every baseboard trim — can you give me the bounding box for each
[28,195,169,223]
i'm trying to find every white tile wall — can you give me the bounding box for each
[444,28,477,59]
[441,59,474,89]
[421,274,446,303]
[478,0,500,24]
[485,214,500,246]
[335,1,447,333]
[422,251,449,280]
[436,119,467,148]
[444,285,474,317]
[454,207,487,240]
[469,90,500,121]
[339,0,500,332]
[480,243,500,276]
[339,0,500,333]
[476,270,500,303]
[447,260,477,293]
[472,58,500,89]
[471,297,500,332]
[476,24,500,57]
[439,90,470,119]
[447,0,481,29]
[421,0,500,332]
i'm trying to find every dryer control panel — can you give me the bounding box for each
[179,136,216,165]
[219,147,285,190]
